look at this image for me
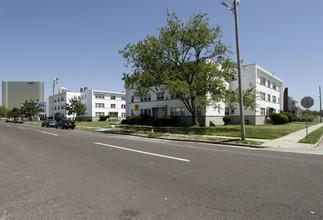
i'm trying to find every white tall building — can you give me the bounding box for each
[49,87,126,121]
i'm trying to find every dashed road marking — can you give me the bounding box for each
[94,142,190,163]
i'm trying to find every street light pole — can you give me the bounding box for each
[222,0,246,140]
[52,77,58,119]
[320,86,322,123]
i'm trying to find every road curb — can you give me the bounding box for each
[98,130,266,149]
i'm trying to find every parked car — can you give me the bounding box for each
[6,117,14,123]
[14,117,24,123]
[55,119,76,129]
[42,119,57,127]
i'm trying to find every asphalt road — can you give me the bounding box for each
[1,122,323,219]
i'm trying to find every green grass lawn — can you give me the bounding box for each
[117,122,318,140]
[298,126,323,144]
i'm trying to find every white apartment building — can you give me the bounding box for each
[48,87,81,120]
[49,87,126,121]
[126,88,227,126]
[229,64,283,125]
[125,63,284,126]
[80,88,126,121]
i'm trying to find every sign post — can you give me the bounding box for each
[301,96,314,139]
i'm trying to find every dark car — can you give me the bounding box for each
[56,119,76,129]
[42,119,57,127]
[14,117,24,123]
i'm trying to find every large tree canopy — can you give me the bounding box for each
[120,11,256,126]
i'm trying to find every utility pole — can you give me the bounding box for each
[320,86,322,123]
[52,78,58,119]
[222,0,246,140]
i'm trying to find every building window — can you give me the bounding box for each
[267,94,271,102]
[95,112,104,116]
[273,96,277,103]
[121,113,126,117]
[121,104,126,108]
[170,107,185,116]
[140,94,151,102]
[157,92,164,100]
[131,96,134,103]
[260,92,266,100]
[131,109,134,116]
[267,80,271,88]
[140,109,151,116]
[111,96,116,100]
[95,103,105,108]
[272,83,277,90]
[111,104,116,108]
[225,107,229,116]
[260,108,266,115]
[121,96,126,101]
[170,93,180,100]
[95,94,104,99]
[260,76,266,85]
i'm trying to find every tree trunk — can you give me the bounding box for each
[191,99,199,127]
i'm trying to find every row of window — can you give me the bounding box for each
[131,92,179,103]
[260,108,277,115]
[53,97,65,102]
[95,112,126,117]
[260,92,278,103]
[259,76,278,90]
[95,103,126,108]
[54,105,65,110]
[95,94,126,100]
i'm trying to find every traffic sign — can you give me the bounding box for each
[301,96,314,109]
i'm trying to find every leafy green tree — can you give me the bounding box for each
[20,100,42,120]
[0,106,8,117]
[65,97,87,120]
[8,107,21,118]
[120,11,256,126]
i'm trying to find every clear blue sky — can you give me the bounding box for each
[1,0,322,110]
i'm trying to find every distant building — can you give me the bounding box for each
[283,88,302,116]
[48,87,126,121]
[2,81,44,109]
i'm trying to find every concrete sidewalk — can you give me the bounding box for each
[260,123,323,148]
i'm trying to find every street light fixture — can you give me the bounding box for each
[222,0,246,140]
[52,77,59,119]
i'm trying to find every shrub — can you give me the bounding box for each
[121,119,129,124]
[269,113,281,125]
[270,113,289,124]
[280,114,289,124]
[99,115,107,121]
[222,116,232,125]
[87,118,92,122]
[130,115,141,124]
[157,116,173,126]
[281,112,293,122]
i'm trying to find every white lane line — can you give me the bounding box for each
[18,127,26,130]
[94,142,190,163]
[41,131,59,136]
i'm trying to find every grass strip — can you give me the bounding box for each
[298,126,323,144]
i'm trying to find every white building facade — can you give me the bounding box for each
[229,64,284,125]
[80,88,126,121]
[126,89,227,126]
[49,87,126,121]
[125,64,284,126]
